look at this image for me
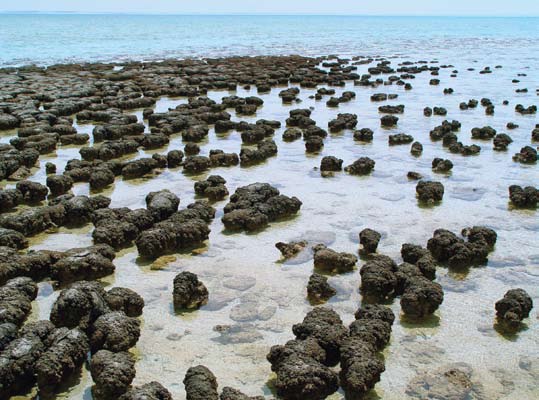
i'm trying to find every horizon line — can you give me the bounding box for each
[1,11,538,18]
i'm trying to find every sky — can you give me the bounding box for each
[0,0,538,16]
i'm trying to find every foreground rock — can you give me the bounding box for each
[184,365,219,400]
[340,305,395,399]
[0,320,56,398]
[267,337,339,399]
[35,327,90,394]
[91,350,136,398]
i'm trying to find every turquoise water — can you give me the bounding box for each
[1,15,539,66]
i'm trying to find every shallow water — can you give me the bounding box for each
[2,53,539,400]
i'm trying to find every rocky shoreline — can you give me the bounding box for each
[0,54,537,399]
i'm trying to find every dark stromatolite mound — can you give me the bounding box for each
[401,244,437,280]
[292,307,349,366]
[0,277,38,326]
[307,273,336,304]
[532,126,539,142]
[416,181,444,203]
[275,240,307,260]
[339,337,385,399]
[432,158,453,173]
[0,227,27,249]
[471,126,496,139]
[305,136,324,153]
[359,228,381,254]
[320,156,343,172]
[146,189,180,221]
[90,311,141,352]
[183,155,212,173]
[220,386,265,400]
[35,327,90,394]
[429,120,461,143]
[239,139,277,166]
[380,115,398,127]
[15,180,48,203]
[195,175,229,201]
[0,322,18,352]
[344,157,375,175]
[135,201,215,258]
[80,140,139,161]
[92,207,154,249]
[0,188,23,213]
[495,288,533,330]
[0,320,56,398]
[328,113,357,132]
[426,226,496,268]
[184,365,219,400]
[50,281,109,330]
[512,146,538,164]
[339,304,395,399]
[313,244,357,273]
[91,350,136,398]
[509,185,538,208]
[118,381,173,400]
[222,183,301,232]
[50,244,116,284]
[400,276,444,318]
[360,255,398,301]
[410,141,423,156]
[121,157,160,179]
[389,133,414,145]
[104,287,144,317]
[493,133,513,151]
[209,150,239,167]
[282,127,302,141]
[173,271,209,310]
[353,128,374,142]
[267,338,338,400]
[46,174,74,196]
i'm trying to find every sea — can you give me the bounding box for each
[1,14,539,67]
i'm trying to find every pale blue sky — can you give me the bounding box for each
[1,0,538,16]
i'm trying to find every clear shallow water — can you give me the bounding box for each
[1,15,539,66]
[2,53,538,399]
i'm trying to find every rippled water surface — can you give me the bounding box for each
[1,15,539,67]
[1,14,538,400]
